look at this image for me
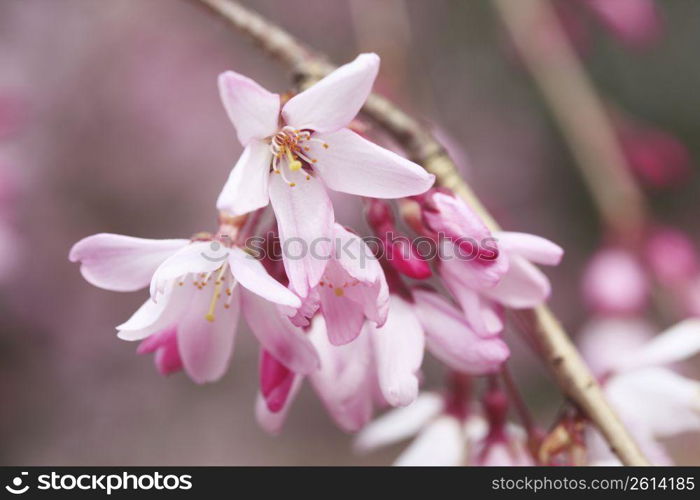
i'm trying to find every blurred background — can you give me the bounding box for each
[1,0,699,465]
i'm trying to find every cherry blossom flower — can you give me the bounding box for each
[216,53,435,297]
[420,191,563,336]
[69,233,318,384]
[286,223,390,346]
[579,317,700,465]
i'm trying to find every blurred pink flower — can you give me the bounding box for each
[645,228,699,287]
[215,53,434,297]
[617,121,691,189]
[580,317,700,465]
[582,248,649,315]
[69,233,313,384]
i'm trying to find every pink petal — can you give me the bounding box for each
[137,328,183,376]
[438,240,509,291]
[481,256,551,309]
[354,392,443,453]
[618,319,700,371]
[69,233,188,292]
[116,283,193,341]
[228,247,301,308]
[495,231,563,266]
[216,141,272,215]
[259,350,296,412]
[149,241,227,301]
[394,416,465,466]
[218,70,280,145]
[332,224,390,327]
[308,317,374,432]
[283,287,321,327]
[413,289,510,374]
[370,295,425,407]
[439,257,505,337]
[269,170,334,297]
[282,53,379,133]
[424,192,493,252]
[255,376,303,435]
[319,281,366,346]
[241,289,319,374]
[312,129,434,198]
[177,284,240,383]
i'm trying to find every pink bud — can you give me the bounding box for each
[366,198,432,280]
[137,328,183,376]
[383,233,432,279]
[421,190,499,263]
[582,248,649,314]
[259,350,295,413]
[645,228,699,286]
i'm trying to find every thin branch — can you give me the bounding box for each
[492,0,647,245]
[193,0,649,466]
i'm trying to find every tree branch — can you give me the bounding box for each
[194,0,649,466]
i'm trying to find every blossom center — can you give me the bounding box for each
[269,126,328,187]
[180,263,236,322]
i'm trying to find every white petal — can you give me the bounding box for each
[218,70,280,145]
[495,231,564,266]
[618,319,700,371]
[371,295,425,407]
[116,283,192,341]
[177,284,240,383]
[282,53,379,133]
[354,393,443,453]
[269,170,334,297]
[69,233,188,292]
[149,241,226,300]
[577,317,655,377]
[216,141,272,215]
[606,367,700,437]
[308,316,375,432]
[241,289,319,374]
[481,255,551,309]
[394,416,465,466]
[228,247,300,307]
[312,129,434,198]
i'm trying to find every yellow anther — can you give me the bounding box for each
[289,160,302,171]
[334,287,344,297]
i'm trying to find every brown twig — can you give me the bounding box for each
[193,0,648,465]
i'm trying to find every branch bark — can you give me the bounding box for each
[194,0,649,466]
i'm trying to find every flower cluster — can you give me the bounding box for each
[69,54,564,460]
